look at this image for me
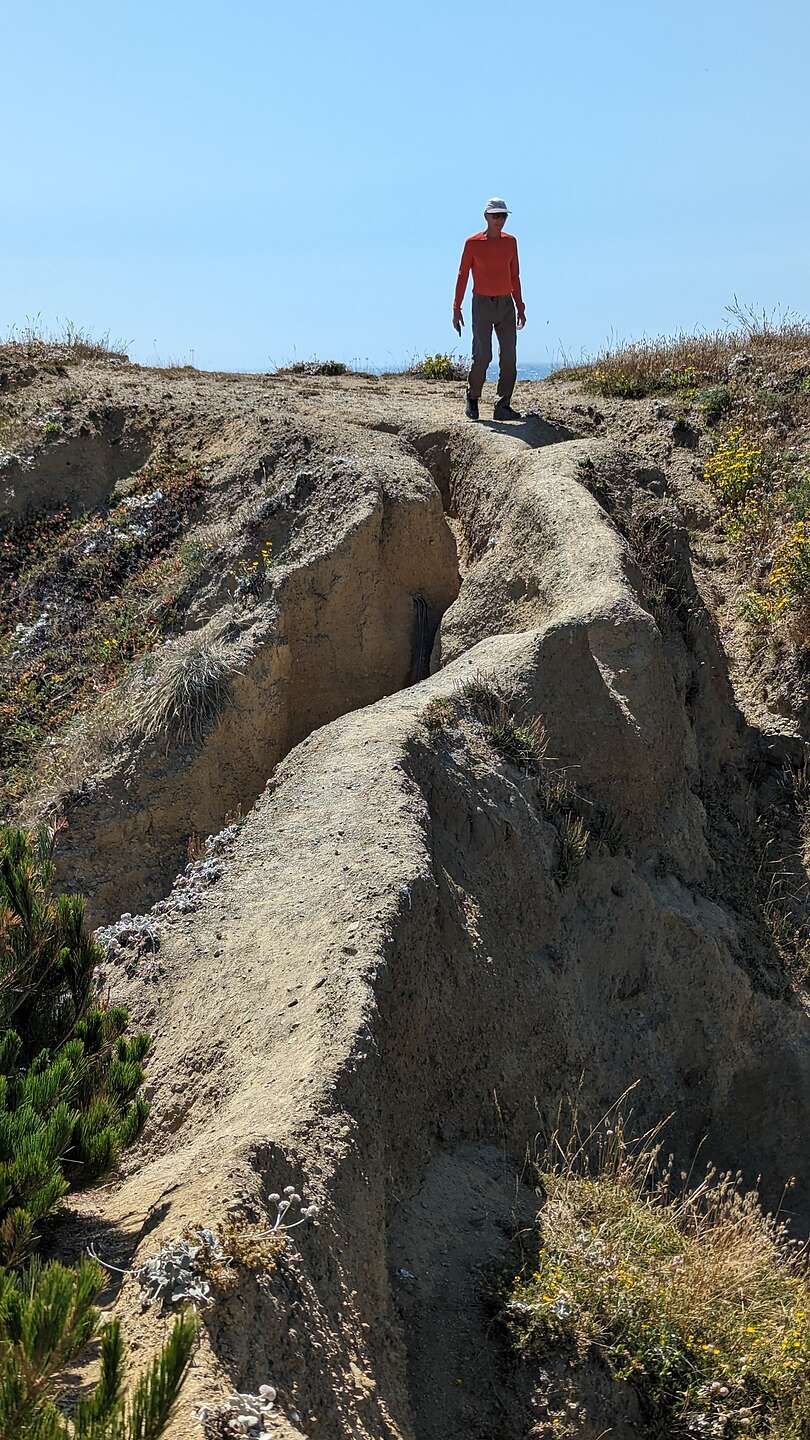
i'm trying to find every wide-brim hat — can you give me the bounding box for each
[484,197,510,214]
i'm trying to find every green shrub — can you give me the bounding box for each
[410,353,467,381]
[0,825,149,1262]
[0,823,195,1437]
[769,522,810,606]
[784,474,810,522]
[739,590,776,624]
[314,360,347,376]
[695,384,731,425]
[279,359,348,376]
[0,1257,196,1439]
[506,1109,809,1439]
[704,426,763,508]
[724,493,781,554]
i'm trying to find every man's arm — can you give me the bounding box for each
[510,239,526,328]
[453,239,472,331]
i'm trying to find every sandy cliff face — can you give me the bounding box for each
[3,358,808,1438]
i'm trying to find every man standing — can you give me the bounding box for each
[453,198,526,421]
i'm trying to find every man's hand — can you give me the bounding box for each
[452,306,464,335]
[517,307,526,330]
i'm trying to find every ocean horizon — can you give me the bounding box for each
[360,359,556,379]
[513,361,555,380]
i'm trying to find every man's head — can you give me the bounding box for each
[484,197,509,232]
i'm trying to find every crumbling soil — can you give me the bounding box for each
[3,354,810,1439]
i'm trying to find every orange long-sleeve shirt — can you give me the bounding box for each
[453,230,523,310]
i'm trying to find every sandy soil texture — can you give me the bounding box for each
[3,356,809,1438]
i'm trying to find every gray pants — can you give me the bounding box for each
[467,293,517,402]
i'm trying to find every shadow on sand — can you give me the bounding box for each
[478,412,575,446]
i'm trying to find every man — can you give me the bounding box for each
[452,197,526,421]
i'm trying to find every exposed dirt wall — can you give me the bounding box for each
[49,454,459,922]
[61,410,810,1440]
[6,359,808,1440]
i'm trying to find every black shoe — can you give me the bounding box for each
[465,392,479,421]
[493,399,521,421]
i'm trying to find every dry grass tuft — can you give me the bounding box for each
[0,316,128,367]
[553,303,810,399]
[133,639,240,747]
[457,674,548,770]
[555,812,589,883]
[506,1094,809,1439]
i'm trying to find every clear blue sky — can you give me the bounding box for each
[4,0,809,372]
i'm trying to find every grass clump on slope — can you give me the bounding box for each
[703,425,810,639]
[554,306,810,644]
[423,678,608,883]
[505,1104,809,1440]
[553,304,810,401]
[133,637,240,747]
[0,823,196,1437]
[456,675,548,771]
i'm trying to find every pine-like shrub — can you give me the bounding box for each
[0,1255,196,1438]
[0,824,197,1436]
[0,825,149,1264]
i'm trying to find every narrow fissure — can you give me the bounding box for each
[59,473,463,925]
[56,419,575,924]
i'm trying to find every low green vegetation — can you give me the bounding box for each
[0,1265,196,1440]
[506,1108,809,1440]
[409,353,467,381]
[276,358,348,376]
[703,425,810,638]
[0,823,196,1436]
[695,384,732,426]
[0,455,210,808]
[0,825,149,1263]
[557,309,810,644]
